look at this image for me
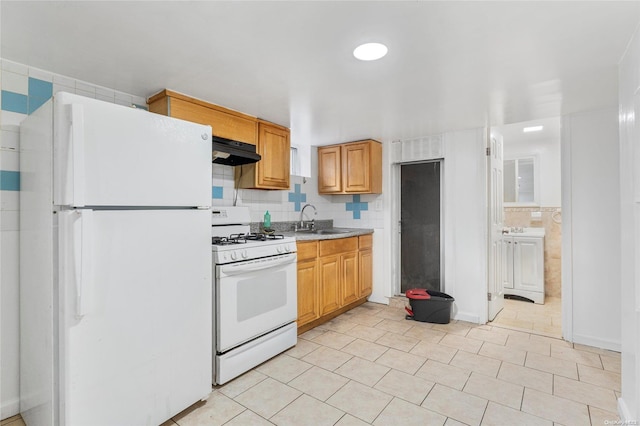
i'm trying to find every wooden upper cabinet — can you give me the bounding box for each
[236,120,290,190]
[318,145,342,193]
[147,90,257,145]
[148,90,291,190]
[318,139,382,194]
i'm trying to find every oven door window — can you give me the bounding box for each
[216,253,297,352]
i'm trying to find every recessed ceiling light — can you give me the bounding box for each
[353,43,388,61]
[523,125,543,133]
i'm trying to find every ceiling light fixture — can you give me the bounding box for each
[523,125,544,133]
[353,43,388,61]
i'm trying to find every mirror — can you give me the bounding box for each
[504,157,537,204]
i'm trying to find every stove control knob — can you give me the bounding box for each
[242,250,248,259]
[231,251,238,260]
[277,246,283,254]
[286,244,293,253]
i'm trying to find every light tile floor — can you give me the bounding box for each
[2,299,621,426]
[492,296,562,338]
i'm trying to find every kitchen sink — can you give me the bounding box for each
[295,228,354,235]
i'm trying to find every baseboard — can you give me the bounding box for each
[573,333,621,352]
[1,397,20,421]
[368,294,390,305]
[453,311,481,324]
[618,397,634,423]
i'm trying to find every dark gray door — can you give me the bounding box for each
[401,161,442,293]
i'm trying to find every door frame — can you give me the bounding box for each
[391,159,445,296]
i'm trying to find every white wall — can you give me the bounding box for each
[561,107,621,351]
[618,22,640,423]
[443,129,488,323]
[387,129,488,323]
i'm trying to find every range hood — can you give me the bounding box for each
[212,135,261,166]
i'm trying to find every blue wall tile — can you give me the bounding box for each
[1,91,28,114]
[288,183,307,211]
[346,194,368,219]
[212,186,224,199]
[28,77,53,99]
[0,171,20,191]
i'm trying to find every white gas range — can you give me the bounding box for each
[211,207,298,385]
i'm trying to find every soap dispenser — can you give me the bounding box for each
[263,211,271,229]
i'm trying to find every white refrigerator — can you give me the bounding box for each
[19,92,213,426]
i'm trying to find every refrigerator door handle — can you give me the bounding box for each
[70,103,86,207]
[73,209,93,318]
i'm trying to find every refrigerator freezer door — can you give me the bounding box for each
[53,92,212,207]
[58,209,212,425]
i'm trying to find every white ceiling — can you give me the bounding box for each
[2,1,639,147]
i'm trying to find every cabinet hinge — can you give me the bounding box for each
[486,147,491,156]
[487,292,492,301]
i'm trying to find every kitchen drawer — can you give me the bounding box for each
[359,234,372,250]
[297,241,318,261]
[319,237,358,257]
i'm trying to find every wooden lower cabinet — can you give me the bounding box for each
[296,235,373,334]
[359,234,373,298]
[341,251,359,305]
[319,255,341,315]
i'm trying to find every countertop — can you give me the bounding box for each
[282,227,374,241]
[504,227,545,238]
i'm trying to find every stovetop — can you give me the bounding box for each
[212,233,286,246]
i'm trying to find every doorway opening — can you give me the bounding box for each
[489,118,562,338]
[400,160,443,294]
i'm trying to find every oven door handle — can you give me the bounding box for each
[218,253,297,276]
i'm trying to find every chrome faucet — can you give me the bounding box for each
[299,204,317,230]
